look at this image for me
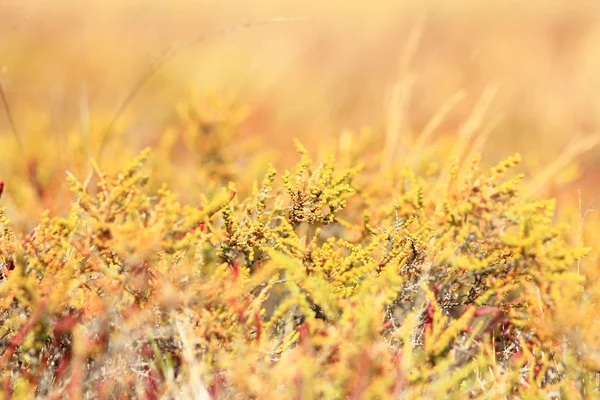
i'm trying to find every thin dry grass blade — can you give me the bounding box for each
[524,133,600,199]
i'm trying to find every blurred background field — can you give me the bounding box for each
[1,0,600,230]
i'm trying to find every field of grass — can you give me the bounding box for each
[2,1,600,398]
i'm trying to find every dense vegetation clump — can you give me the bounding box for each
[0,135,596,398]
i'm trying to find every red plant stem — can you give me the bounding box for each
[230,258,240,279]
[143,367,160,400]
[348,350,370,400]
[208,372,225,399]
[54,352,73,381]
[0,300,46,369]
[423,302,435,348]
[2,376,12,400]
[381,320,393,332]
[254,311,262,342]
[298,322,310,343]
